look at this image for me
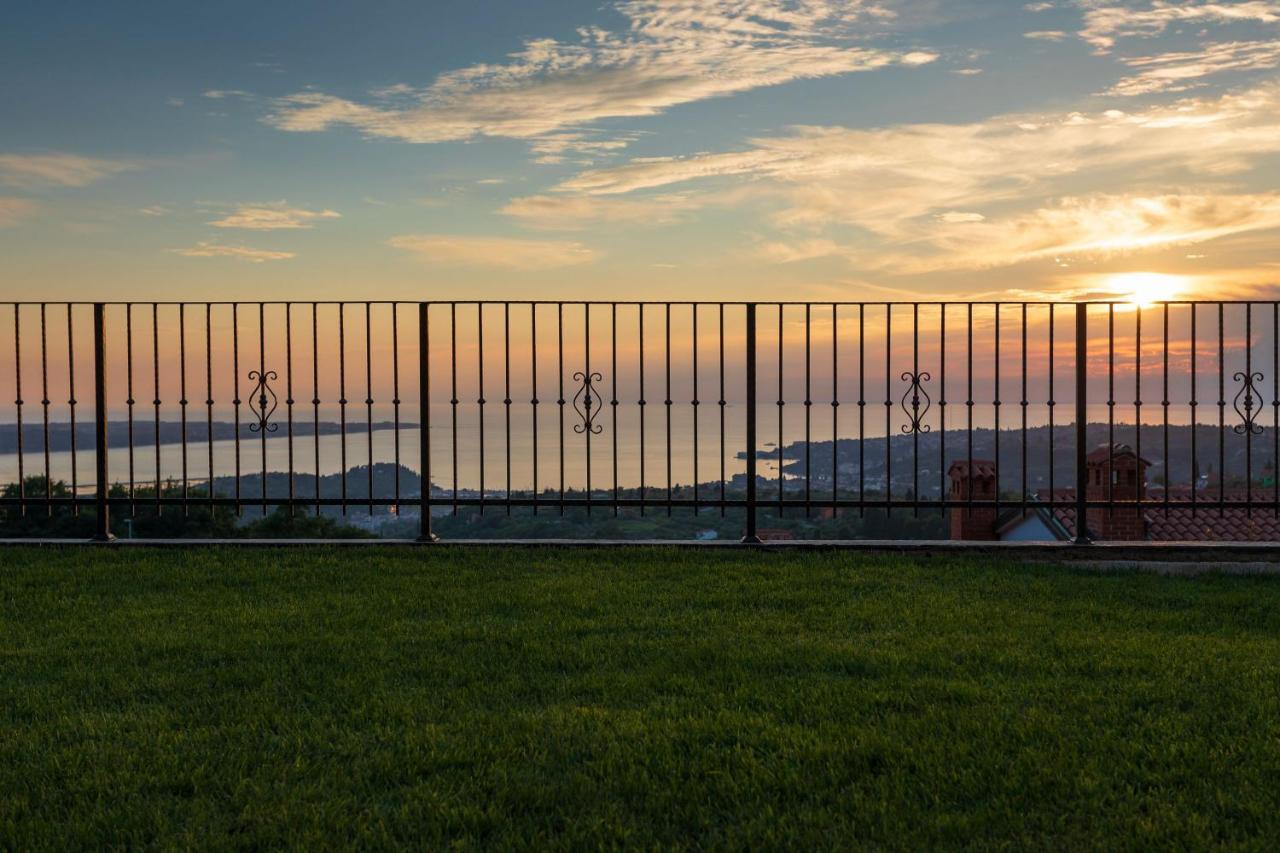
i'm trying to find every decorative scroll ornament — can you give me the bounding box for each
[1232,370,1264,436]
[572,371,604,435]
[247,369,280,433]
[900,370,933,434]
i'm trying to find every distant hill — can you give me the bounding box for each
[0,420,415,454]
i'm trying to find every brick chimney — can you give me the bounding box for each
[948,459,998,540]
[1084,444,1148,541]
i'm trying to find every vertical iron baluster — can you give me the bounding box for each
[557,303,565,515]
[665,303,672,516]
[993,304,1000,520]
[477,303,485,515]
[40,305,50,516]
[127,305,136,515]
[232,304,241,516]
[417,303,437,541]
[1020,304,1027,515]
[418,303,438,541]
[92,304,111,540]
[151,304,160,515]
[1075,304,1089,543]
[1274,303,1279,517]
[779,304,785,516]
[858,304,865,516]
[1190,305,1197,516]
[450,303,458,515]
[11,306,22,516]
[287,304,296,516]
[504,303,512,515]
[585,303,592,515]
[1046,305,1052,507]
[1108,305,1115,511]
[884,305,890,515]
[965,304,973,519]
[504,303,514,512]
[1163,304,1170,518]
[938,305,946,515]
[179,305,188,515]
[259,303,268,515]
[639,305,646,516]
[1218,303,1225,516]
[1246,303,1253,516]
[1135,305,1142,519]
[691,304,699,514]
[205,305,213,510]
[68,305,78,515]
[311,303,320,516]
[612,303,619,515]
[833,304,839,519]
[531,304,538,515]
[719,304,726,517]
[338,304,348,515]
[911,303,919,517]
[365,302,374,515]
[743,303,759,542]
[804,303,812,516]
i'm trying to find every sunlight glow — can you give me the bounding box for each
[1105,272,1188,306]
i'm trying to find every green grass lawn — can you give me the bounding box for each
[2,547,1279,849]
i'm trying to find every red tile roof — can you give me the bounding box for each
[1041,488,1280,542]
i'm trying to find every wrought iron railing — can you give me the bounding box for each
[1,301,1277,541]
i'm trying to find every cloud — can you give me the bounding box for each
[388,234,597,269]
[549,81,1280,271]
[209,202,341,230]
[172,242,295,262]
[1077,2,1280,52]
[0,153,136,189]
[936,211,986,222]
[139,205,170,216]
[896,192,1280,271]
[0,197,36,227]
[753,238,844,262]
[1105,39,1280,95]
[264,0,936,159]
[1024,30,1069,41]
[499,192,700,229]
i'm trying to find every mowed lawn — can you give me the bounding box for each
[2,547,1279,849]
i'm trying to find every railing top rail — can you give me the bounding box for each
[3,300,1279,307]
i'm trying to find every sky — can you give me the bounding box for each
[3,0,1280,304]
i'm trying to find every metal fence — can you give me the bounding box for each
[1,300,1276,541]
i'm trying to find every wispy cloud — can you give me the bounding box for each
[172,241,295,262]
[1077,1,1280,52]
[0,153,136,189]
[264,0,936,160]
[1024,30,1069,41]
[209,202,341,230]
[500,192,700,229]
[550,81,1280,271]
[1106,39,1280,95]
[0,197,36,227]
[387,234,596,269]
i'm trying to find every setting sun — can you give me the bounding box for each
[1105,272,1188,306]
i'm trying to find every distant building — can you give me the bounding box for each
[949,444,1280,542]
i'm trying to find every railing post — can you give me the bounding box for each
[742,303,761,543]
[417,302,439,542]
[92,303,114,542]
[1074,302,1091,544]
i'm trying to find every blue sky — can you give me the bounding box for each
[3,0,1280,302]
